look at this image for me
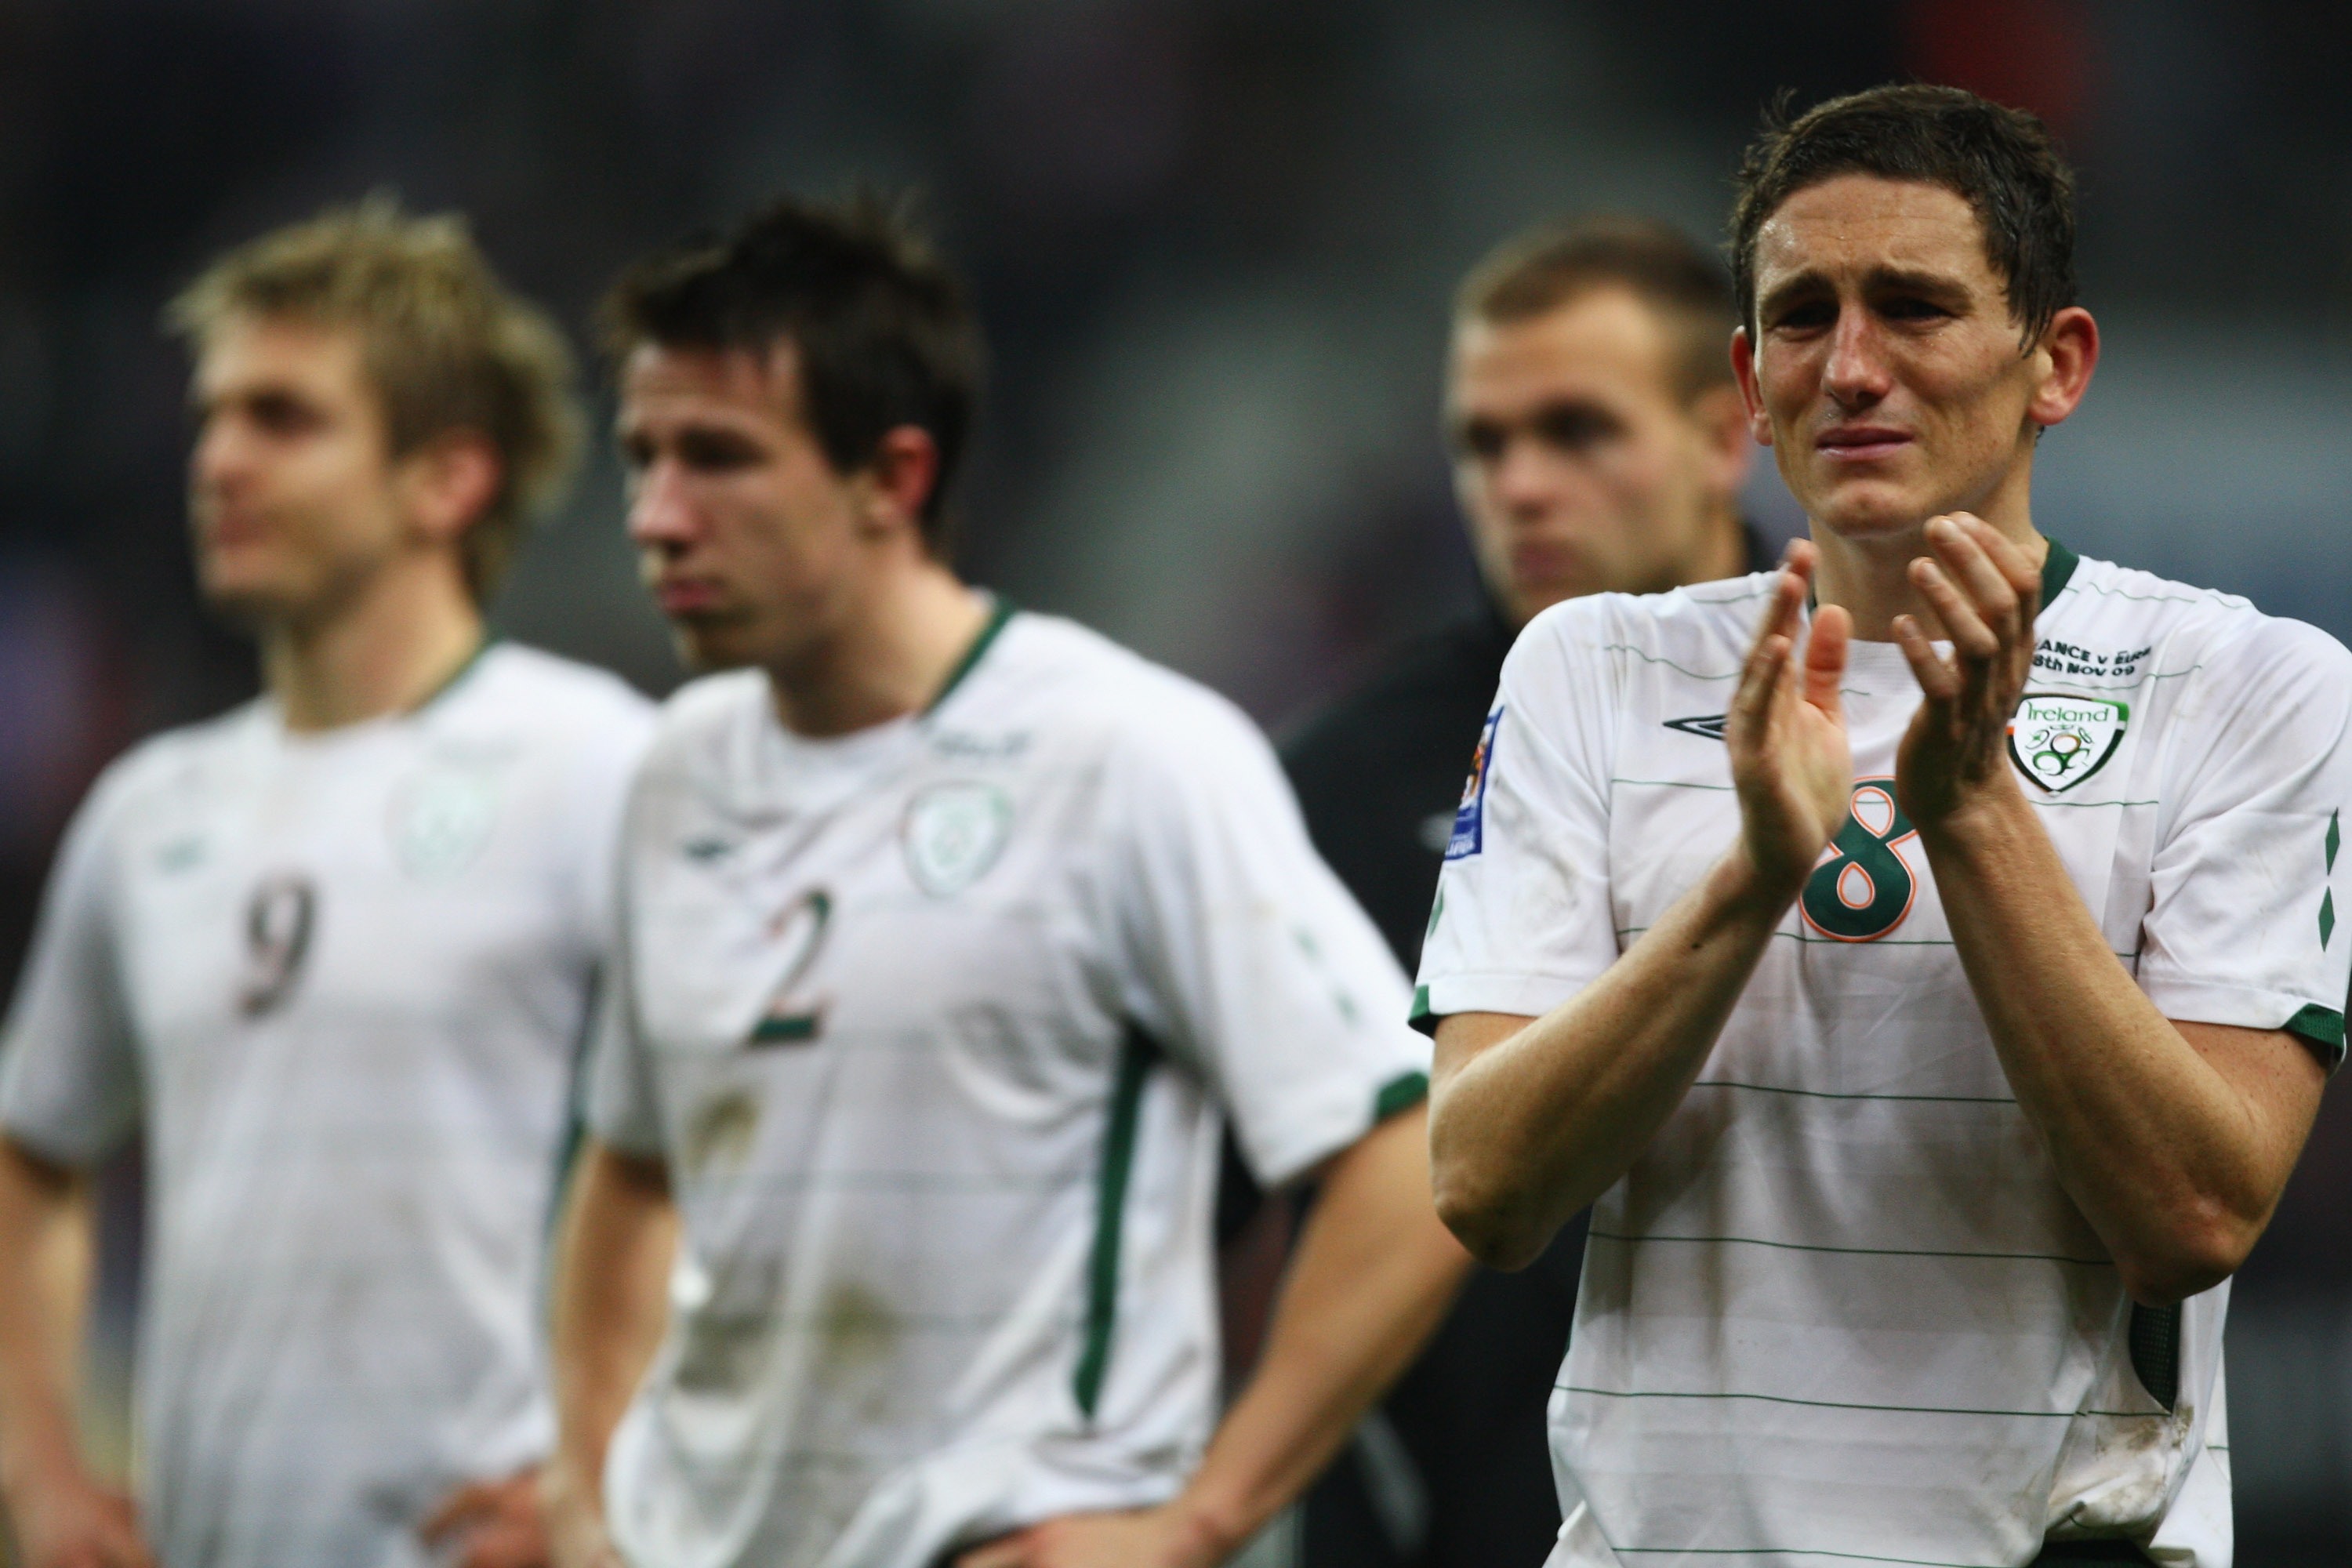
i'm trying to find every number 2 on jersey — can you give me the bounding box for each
[1799,780,1918,942]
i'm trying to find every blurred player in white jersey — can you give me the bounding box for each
[1421,86,2349,1566]
[542,195,1472,1568]
[0,201,654,1568]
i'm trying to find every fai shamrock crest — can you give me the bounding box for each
[902,781,1014,896]
[2007,693,2129,793]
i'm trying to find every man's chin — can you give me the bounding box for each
[198,576,305,631]
[666,618,762,674]
[1798,480,1945,543]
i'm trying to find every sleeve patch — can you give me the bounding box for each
[1446,707,1504,862]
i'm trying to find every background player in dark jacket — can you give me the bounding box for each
[1278,217,1770,1568]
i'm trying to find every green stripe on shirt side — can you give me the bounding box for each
[2286,1004,2347,1071]
[1374,1070,1429,1120]
[1073,1028,1154,1420]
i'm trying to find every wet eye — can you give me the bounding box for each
[1534,406,1616,452]
[249,394,324,437]
[1771,300,1836,332]
[1454,422,1505,463]
[675,430,763,473]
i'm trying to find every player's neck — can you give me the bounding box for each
[1686,501,1752,588]
[259,551,485,733]
[764,559,992,740]
[1811,477,2042,643]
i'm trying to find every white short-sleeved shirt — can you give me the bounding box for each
[0,644,653,1568]
[1417,546,2351,1568]
[586,604,1428,1568]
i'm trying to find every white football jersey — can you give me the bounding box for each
[0,644,654,1568]
[1417,544,2350,1568]
[587,604,1428,1568]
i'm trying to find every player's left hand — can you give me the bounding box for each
[950,1503,1229,1568]
[422,1466,552,1568]
[1892,514,2041,831]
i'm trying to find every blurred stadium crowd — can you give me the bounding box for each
[2,0,2352,1560]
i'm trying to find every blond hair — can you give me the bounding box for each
[167,194,582,602]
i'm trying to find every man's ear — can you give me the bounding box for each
[394,430,503,550]
[1729,327,1773,448]
[855,425,942,543]
[2027,306,2099,431]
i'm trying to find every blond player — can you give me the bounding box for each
[0,202,652,1568]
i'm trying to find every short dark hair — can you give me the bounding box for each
[1730,83,2078,347]
[601,191,982,555]
[1456,216,1737,403]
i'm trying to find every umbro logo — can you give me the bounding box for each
[682,836,737,862]
[1664,714,1730,742]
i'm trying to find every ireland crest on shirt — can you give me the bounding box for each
[903,781,1014,896]
[2007,692,2129,793]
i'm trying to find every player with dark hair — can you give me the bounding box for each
[1421,85,2347,1566]
[0,199,652,1567]
[541,194,1470,1568]
[1279,214,1766,1568]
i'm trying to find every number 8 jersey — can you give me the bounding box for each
[1414,544,2352,1568]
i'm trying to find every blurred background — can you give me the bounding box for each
[2,0,2349,1560]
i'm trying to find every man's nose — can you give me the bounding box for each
[1821,307,1892,408]
[1491,437,1577,518]
[626,459,699,548]
[190,418,249,495]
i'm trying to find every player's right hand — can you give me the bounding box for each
[4,1465,155,1568]
[1725,539,1853,902]
[538,1462,626,1568]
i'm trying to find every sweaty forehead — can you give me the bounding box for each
[1751,176,1994,292]
[620,339,804,426]
[1449,288,1676,411]
[195,314,367,401]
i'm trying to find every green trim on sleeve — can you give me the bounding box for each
[1374,1070,1430,1121]
[1073,1028,1155,1421]
[2038,536,2079,605]
[924,595,1017,716]
[1408,983,1439,1038]
[2285,1004,2347,1072]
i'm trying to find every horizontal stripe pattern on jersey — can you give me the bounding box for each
[588,608,1427,1568]
[1420,552,2352,1568]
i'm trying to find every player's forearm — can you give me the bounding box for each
[547,1142,677,1504]
[1171,1109,1469,1560]
[0,1138,95,1499]
[1429,848,1791,1269]
[1924,784,2314,1302]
